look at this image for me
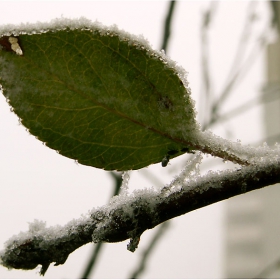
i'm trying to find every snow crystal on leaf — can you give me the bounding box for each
[0,16,194,113]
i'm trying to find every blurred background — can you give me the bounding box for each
[0,1,279,278]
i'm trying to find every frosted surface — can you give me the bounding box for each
[0,17,192,101]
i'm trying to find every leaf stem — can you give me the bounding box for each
[190,130,275,166]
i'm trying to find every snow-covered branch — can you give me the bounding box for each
[1,152,280,275]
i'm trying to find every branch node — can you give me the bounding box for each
[40,262,50,276]
[127,236,141,253]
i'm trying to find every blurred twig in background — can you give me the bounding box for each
[80,172,122,279]
[129,222,170,279]
[203,2,269,130]
[255,257,280,278]
[199,1,218,127]
[161,0,176,52]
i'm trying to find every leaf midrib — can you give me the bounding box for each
[20,31,189,148]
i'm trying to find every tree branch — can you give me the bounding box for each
[1,153,280,275]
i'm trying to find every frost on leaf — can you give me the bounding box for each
[120,171,131,195]
[0,17,199,171]
[0,17,264,170]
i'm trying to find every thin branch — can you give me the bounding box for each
[80,172,122,279]
[160,1,177,52]
[206,84,280,128]
[1,152,280,275]
[217,2,257,97]
[207,97,259,128]
[207,29,268,129]
[199,2,218,126]
[202,3,269,130]
[129,221,170,279]
[80,242,103,279]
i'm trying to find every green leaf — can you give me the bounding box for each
[0,20,198,171]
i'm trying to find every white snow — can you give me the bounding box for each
[194,129,280,165]
[120,171,131,195]
[0,17,191,94]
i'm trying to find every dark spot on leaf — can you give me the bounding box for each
[0,36,23,55]
[0,36,12,52]
[158,96,173,110]
[0,28,197,170]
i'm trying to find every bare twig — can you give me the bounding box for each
[217,2,257,97]
[202,2,269,130]
[199,2,218,126]
[160,1,177,52]
[210,33,267,119]
[80,172,122,279]
[206,83,280,128]
[80,242,102,279]
[206,31,268,129]
[129,222,170,279]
